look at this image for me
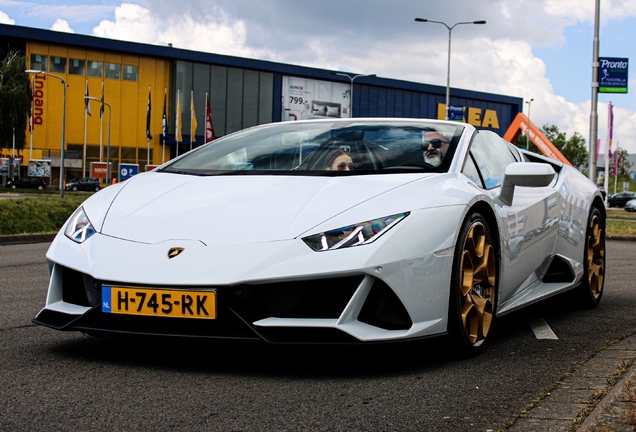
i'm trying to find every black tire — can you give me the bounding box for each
[10,185,16,189]
[577,207,605,308]
[94,186,100,192]
[72,186,78,191]
[448,212,498,357]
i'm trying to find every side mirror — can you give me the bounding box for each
[499,162,556,206]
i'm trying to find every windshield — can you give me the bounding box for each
[160,120,464,176]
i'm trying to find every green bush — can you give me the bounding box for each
[0,195,87,235]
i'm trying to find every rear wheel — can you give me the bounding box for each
[449,212,498,356]
[578,207,605,308]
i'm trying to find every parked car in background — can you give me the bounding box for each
[5,176,46,190]
[66,177,101,192]
[625,199,636,212]
[608,191,636,207]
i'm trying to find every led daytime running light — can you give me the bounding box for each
[303,212,409,252]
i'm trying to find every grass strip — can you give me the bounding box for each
[0,195,87,236]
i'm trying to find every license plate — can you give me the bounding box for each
[102,286,216,319]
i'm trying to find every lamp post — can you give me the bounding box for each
[588,0,601,183]
[329,72,376,117]
[85,96,112,186]
[414,18,486,120]
[25,69,67,197]
[526,98,534,149]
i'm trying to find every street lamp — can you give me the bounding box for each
[526,98,534,149]
[329,72,376,117]
[414,18,486,120]
[85,96,112,186]
[25,69,67,197]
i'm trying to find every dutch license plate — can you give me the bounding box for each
[102,286,216,319]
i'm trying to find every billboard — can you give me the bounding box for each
[0,158,20,177]
[28,160,52,177]
[90,162,111,179]
[282,76,350,121]
[599,57,628,93]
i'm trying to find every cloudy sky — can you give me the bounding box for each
[1,0,635,155]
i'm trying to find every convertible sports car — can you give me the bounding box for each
[34,118,606,356]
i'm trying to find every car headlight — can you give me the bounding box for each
[64,206,96,243]
[302,212,409,251]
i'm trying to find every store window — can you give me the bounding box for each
[30,54,47,72]
[106,63,121,80]
[69,59,85,75]
[50,56,67,73]
[87,61,103,78]
[123,65,138,82]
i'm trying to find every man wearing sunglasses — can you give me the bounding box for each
[422,131,450,167]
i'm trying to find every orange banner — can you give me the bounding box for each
[503,113,572,166]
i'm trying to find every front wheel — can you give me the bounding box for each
[449,212,498,357]
[72,186,78,191]
[577,207,605,308]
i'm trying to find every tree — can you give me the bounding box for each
[612,147,633,179]
[0,51,31,152]
[541,124,588,172]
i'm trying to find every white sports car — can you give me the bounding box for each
[34,118,606,355]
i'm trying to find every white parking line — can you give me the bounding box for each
[528,317,559,340]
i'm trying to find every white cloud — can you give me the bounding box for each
[0,10,15,25]
[91,3,267,58]
[51,19,73,33]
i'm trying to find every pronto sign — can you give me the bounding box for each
[599,57,629,94]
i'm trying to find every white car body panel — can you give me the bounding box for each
[35,118,605,345]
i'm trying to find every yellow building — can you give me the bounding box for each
[1,23,523,189]
[25,43,170,185]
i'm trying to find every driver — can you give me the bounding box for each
[422,131,450,167]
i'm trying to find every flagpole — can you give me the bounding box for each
[29,75,34,162]
[162,88,167,164]
[604,102,611,205]
[83,80,88,177]
[147,85,151,166]
[190,90,193,151]
[99,81,104,162]
[27,75,35,163]
[176,89,179,157]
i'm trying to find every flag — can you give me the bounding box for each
[29,75,35,132]
[85,80,91,116]
[162,88,167,142]
[608,102,614,141]
[613,146,619,175]
[190,90,197,143]
[99,81,104,118]
[175,89,183,142]
[205,93,216,142]
[146,87,152,140]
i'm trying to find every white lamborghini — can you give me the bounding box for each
[34,119,606,355]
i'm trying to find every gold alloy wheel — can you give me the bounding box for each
[459,221,496,347]
[586,213,605,299]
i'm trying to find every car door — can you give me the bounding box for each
[463,131,559,305]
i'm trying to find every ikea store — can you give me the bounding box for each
[0,23,522,187]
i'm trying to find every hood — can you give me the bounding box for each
[96,172,430,245]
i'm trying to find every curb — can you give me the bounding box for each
[507,334,636,431]
[0,233,57,246]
